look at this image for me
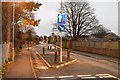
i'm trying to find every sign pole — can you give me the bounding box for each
[60,32,62,63]
[60,0,63,63]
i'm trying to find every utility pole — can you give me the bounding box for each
[59,0,63,63]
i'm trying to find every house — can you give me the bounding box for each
[103,32,120,41]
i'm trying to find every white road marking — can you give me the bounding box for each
[38,74,119,79]
[78,74,96,79]
[99,75,118,78]
[60,64,64,67]
[59,76,74,78]
[36,66,48,70]
[96,74,118,79]
[36,52,38,54]
[39,77,55,79]
[77,74,92,77]
[65,63,68,65]
[56,66,60,68]
[95,73,110,76]
[81,76,96,79]
[36,51,51,67]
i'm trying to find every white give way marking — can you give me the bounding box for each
[38,74,119,79]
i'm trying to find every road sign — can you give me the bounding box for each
[57,14,66,63]
[58,14,66,25]
[58,25,65,32]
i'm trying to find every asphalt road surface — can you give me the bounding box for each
[31,44,119,80]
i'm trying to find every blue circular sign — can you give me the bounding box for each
[58,25,65,32]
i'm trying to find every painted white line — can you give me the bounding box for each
[51,59,77,68]
[56,66,60,68]
[60,78,77,80]
[99,75,118,79]
[60,64,64,67]
[65,63,68,65]
[68,62,71,64]
[81,76,96,79]
[29,54,37,78]
[59,76,74,78]
[39,77,55,79]
[96,74,119,79]
[36,66,48,70]
[73,59,77,62]
[36,52,38,54]
[36,52,51,67]
[38,74,120,80]
[95,74,110,76]
[77,74,92,77]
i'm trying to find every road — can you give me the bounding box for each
[31,44,119,80]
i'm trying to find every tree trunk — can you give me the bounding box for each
[6,3,12,59]
[6,3,12,44]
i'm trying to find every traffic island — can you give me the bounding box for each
[36,50,77,69]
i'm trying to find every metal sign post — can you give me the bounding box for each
[57,0,66,63]
[58,0,64,63]
[59,32,62,63]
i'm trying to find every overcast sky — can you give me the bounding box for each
[33,0,118,36]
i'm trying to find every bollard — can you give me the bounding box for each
[50,46,51,50]
[54,52,58,64]
[58,48,60,56]
[67,50,70,60]
[48,46,49,50]
[43,47,45,55]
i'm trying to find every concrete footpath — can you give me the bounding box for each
[2,48,35,79]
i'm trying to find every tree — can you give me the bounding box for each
[34,35,40,44]
[26,28,36,46]
[2,2,42,55]
[21,18,41,27]
[15,2,42,23]
[2,2,13,43]
[91,25,110,38]
[62,0,100,38]
[2,2,42,43]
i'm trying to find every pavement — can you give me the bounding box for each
[2,47,35,80]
